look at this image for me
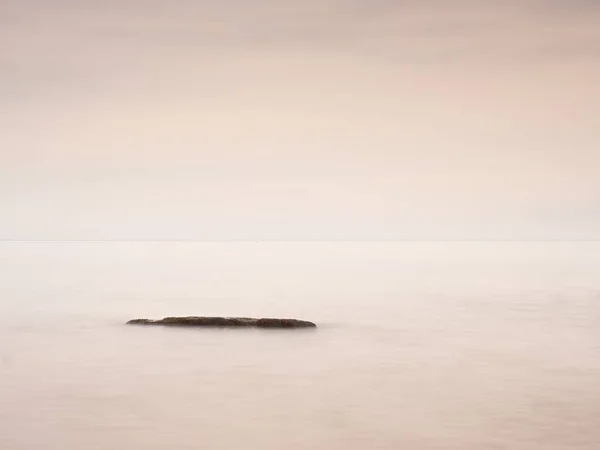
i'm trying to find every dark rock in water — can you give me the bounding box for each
[126,316,317,329]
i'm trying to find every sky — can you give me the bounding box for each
[1,0,599,240]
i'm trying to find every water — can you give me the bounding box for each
[0,241,599,449]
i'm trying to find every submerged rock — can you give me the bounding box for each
[126,316,317,329]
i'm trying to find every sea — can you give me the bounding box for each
[0,241,599,450]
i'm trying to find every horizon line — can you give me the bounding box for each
[1,239,599,243]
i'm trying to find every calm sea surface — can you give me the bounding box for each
[1,241,599,450]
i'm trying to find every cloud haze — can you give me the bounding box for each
[1,0,599,240]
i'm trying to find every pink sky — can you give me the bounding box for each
[1,0,599,240]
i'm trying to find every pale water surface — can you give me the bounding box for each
[0,241,599,450]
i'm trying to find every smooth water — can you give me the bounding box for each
[1,241,599,449]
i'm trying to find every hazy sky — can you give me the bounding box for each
[1,0,599,240]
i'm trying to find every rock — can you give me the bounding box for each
[126,316,317,329]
